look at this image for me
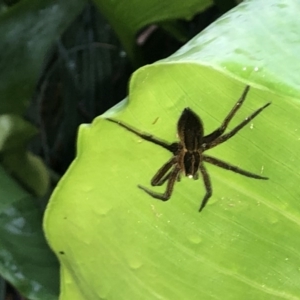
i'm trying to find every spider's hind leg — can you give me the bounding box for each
[106,118,177,153]
[203,86,250,144]
[205,100,271,150]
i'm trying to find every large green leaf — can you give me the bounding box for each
[44,0,300,299]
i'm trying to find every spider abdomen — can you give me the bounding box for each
[178,108,204,150]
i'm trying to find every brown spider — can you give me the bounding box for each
[107,86,270,212]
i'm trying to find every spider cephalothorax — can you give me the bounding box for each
[107,86,270,212]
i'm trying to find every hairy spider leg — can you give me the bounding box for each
[150,157,177,186]
[199,164,212,212]
[203,85,250,144]
[138,167,181,201]
[106,118,176,153]
[203,155,268,179]
[154,171,172,186]
[205,101,271,150]
[151,166,182,186]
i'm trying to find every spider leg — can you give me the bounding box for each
[151,157,177,186]
[106,118,178,153]
[199,164,212,212]
[154,171,172,186]
[155,170,181,186]
[205,101,270,150]
[203,86,250,144]
[138,167,181,201]
[203,155,268,179]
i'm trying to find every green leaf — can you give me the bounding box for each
[0,0,86,114]
[92,0,213,64]
[44,0,300,299]
[0,115,37,152]
[0,165,59,300]
[0,115,49,196]
[0,0,87,298]
[0,277,4,300]
[2,150,50,197]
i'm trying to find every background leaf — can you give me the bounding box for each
[44,0,300,299]
[168,0,300,98]
[92,0,213,64]
[0,115,49,196]
[0,0,86,114]
[0,0,87,298]
[0,165,59,300]
[0,277,4,300]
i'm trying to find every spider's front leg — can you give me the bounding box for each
[149,157,177,186]
[199,163,212,212]
[138,166,181,201]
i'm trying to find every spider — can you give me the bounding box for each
[106,86,270,212]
